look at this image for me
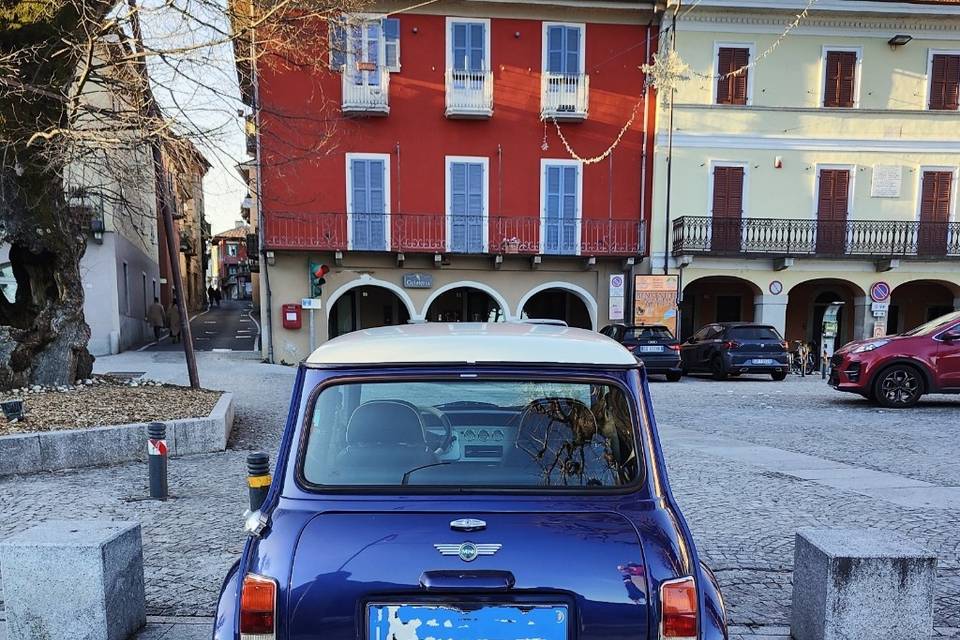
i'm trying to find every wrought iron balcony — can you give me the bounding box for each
[541,72,589,121]
[341,66,389,115]
[672,216,960,259]
[265,212,645,257]
[445,69,493,119]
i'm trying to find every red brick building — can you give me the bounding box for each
[241,0,657,362]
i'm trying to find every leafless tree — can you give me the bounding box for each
[0,0,364,389]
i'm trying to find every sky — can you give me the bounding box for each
[140,0,250,235]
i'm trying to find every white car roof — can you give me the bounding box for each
[305,322,637,367]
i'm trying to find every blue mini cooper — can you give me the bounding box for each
[215,322,727,640]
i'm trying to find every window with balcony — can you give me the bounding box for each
[715,45,751,106]
[822,48,859,108]
[347,153,390,251]
[331,15,399,114]
[446,157,488,253]
[541,160,582,255]
[541,23,588,121]
[445,18,492,118]
[928,52,960,111]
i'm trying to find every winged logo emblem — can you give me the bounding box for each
[434,542,502,562]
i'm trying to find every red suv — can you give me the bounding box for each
[829,310,960,407]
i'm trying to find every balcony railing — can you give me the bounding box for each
[266,212,645,257]
[445,69,493,118]
[541,73,589,121]
[672,216,960,258]
[342,67,389,115]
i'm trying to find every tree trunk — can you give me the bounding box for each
[1,9,100,390]
[0,157,95,390]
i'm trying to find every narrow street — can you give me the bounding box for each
[145,299,259,353]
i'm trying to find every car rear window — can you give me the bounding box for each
[727,326,782,340]
[623,327,674,341]
[301,379,640,489]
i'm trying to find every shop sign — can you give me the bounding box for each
[403,273,433,289]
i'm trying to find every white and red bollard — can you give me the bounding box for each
[147,422,168,500]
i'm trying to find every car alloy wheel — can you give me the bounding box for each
[711,357,728,381]
[876,366,923,408]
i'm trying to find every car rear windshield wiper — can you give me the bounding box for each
[401,461,453,485]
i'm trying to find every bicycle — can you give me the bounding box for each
[790,341,816,376]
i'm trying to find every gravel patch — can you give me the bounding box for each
[0,378,221,436]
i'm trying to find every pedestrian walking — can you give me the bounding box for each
[147,297,166,342]
[214,288,222,307]
[166,298,182,344]
[207,285,216,310]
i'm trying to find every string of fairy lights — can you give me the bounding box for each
[549,0,820,164]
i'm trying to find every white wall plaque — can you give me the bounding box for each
[871,165,902,198]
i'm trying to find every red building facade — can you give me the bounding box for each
[250,0,657,362]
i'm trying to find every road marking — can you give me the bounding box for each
[204,321,217,324]
[246,307,262,353]
[212,348,232,352]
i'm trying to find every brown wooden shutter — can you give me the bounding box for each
[930,54,960,111]
[712,165,730,214]
[716,47,749,105]
[921,171,953,223]
[817,169,849,220]
[824,51,857,108]
[716,48,733,104]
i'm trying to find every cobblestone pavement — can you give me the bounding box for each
[1,358,957,634]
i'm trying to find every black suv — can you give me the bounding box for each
[680,322,789,381]
[601,324,683,381]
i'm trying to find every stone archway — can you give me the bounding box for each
[679,275,762,340]
[888,280,960,334]
[517,282,597,330]
[785,278,866,359]
[327,280,417,339]
[424,284,507,323]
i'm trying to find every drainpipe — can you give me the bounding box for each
[663,8,677,276]
[633,17,654,325]
[250,1,274,363]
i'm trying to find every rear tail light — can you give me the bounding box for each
[660,576,697,639]
[722,340,741,350]
[241,573,277,640]
[668,344,681,351]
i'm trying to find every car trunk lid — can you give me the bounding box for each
[286,511,650,640]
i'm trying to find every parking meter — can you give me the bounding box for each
[820,302,844,375]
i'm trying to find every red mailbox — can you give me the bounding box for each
[282,303,302,330]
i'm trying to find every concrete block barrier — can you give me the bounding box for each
[0,520,146,640]
[791,528,937,640]
[0,392,233,476]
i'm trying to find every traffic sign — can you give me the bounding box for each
[870,281,891,302]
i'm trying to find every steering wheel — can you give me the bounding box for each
[422,406,455,455]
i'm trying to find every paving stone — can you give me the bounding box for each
[0,358,957,634]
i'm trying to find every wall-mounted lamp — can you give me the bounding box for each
[774,156,783,169]
[412,26,418,34]
[241,193,253,209]
[888,34,912,48]
[514,31,521,38]
[89,217,105,244]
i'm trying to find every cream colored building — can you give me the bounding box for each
[649,0,960,353]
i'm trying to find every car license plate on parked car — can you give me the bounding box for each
[638,345,663,353]
[750,358,775,365]
[368,603,568,640]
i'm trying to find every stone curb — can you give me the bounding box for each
[0,393,233,477]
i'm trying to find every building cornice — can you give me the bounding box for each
[657,131,960,153]
[679,9,960,38]
[683,0,960,16]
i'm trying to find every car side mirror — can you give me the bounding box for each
[685,337,696,344]
[943,329,960,342]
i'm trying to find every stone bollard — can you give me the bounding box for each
[791,528,936,640]
[0,520,146,640]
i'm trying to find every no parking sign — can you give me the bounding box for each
[870,281,891,302]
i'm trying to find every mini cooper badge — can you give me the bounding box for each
[434,542,502,562]
[450,518,486,532]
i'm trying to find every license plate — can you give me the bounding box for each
[368,603,568,640]
[638,345,663,353]
[750,358,775,365]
